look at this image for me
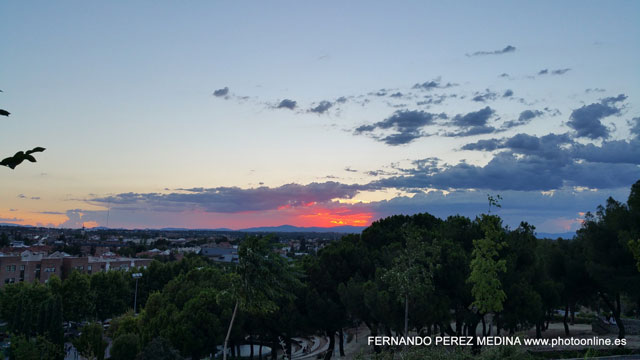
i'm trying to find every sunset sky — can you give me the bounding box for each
[1,1,639,233]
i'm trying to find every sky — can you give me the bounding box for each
[1,1,639,233]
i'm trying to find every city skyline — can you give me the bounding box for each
[1,1,639,232]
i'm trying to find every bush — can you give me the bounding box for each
[136,337,183,360]
[111,334,140,360]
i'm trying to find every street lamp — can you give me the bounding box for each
[132,272,143,315]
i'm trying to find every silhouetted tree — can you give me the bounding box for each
[1,90,46,169]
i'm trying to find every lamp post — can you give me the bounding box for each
[132,272,143,315]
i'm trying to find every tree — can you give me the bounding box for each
[467,214,507,339]
[221,236,300,360]
[90,270,130,321]
[580,184,640,339]
[62,270,93,322]
[136,337,183,360]
[626,180,640,271]
[111,334,141,360]
[381,224,438,337]
[73,322,107,360]
[9,335,62,360]
[174,289,223,359]
[1,90,46,169]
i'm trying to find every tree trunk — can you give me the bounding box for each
[535,323,542,339]
[271,339,278,360]
[366,321,381,354]
[339,328,345,357]
[259,342,262,360]
[455,308,463,335]
[470,319,480,354]
[545,310,550,330]
[223,301,239,360]
[230,341,236,359]
[600,292,626,339]
[443,322,456,336]
[616,293,626,340]
[481,315,486,336]
[249,336,254,359]
[404,294,409,337]
[563,303,570,336]
[570,305,575,325]
[324,330,335,360]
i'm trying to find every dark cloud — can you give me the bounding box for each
[472,90,498,102]
[213,87,229,97]
[0,217,23,222]
[344,167,358,173]
[451,107,495,127]
[40,211,65,215]
[585,88,606,94]
[416,94,451,106]
[379,132,424,145]
[519,109,544,122]
[503,89,514,97]
[462,132,639,166]
[538,68,571,76]
[544,107,562,116]
[502,109,544,128]
[412,78,456,91]
[443,107,498,137]
[390,92,404,98]
[276,99,297,110]
[354,110,444,145]
[365,169,398,177]
[461,138,503,151]
[445,125,499,137]
[499,73,510,78]
[366,187,630,233]
[567,94,627,139]
[572,139,640,165]
[336,96,348,103]
[17,194,26,198]
[92,182,362,214]
[371,148,639,191]
[467,45,516,57]
[309,101,333,114]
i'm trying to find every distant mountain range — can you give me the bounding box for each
[159,225,366,234]
[0,223,34,227]
[536,232,576,239]
[238,225,366,233]
[1,222,575,237]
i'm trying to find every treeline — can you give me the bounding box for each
[1,180,639,360]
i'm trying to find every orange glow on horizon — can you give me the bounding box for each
[0,210,68,228]
[296,207,374,227]
[83,221,100,228]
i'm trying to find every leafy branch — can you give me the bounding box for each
[1,89,46,169]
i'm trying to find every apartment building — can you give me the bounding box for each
[0,250,152,286]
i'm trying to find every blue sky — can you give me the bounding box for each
[1,1,639,232]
